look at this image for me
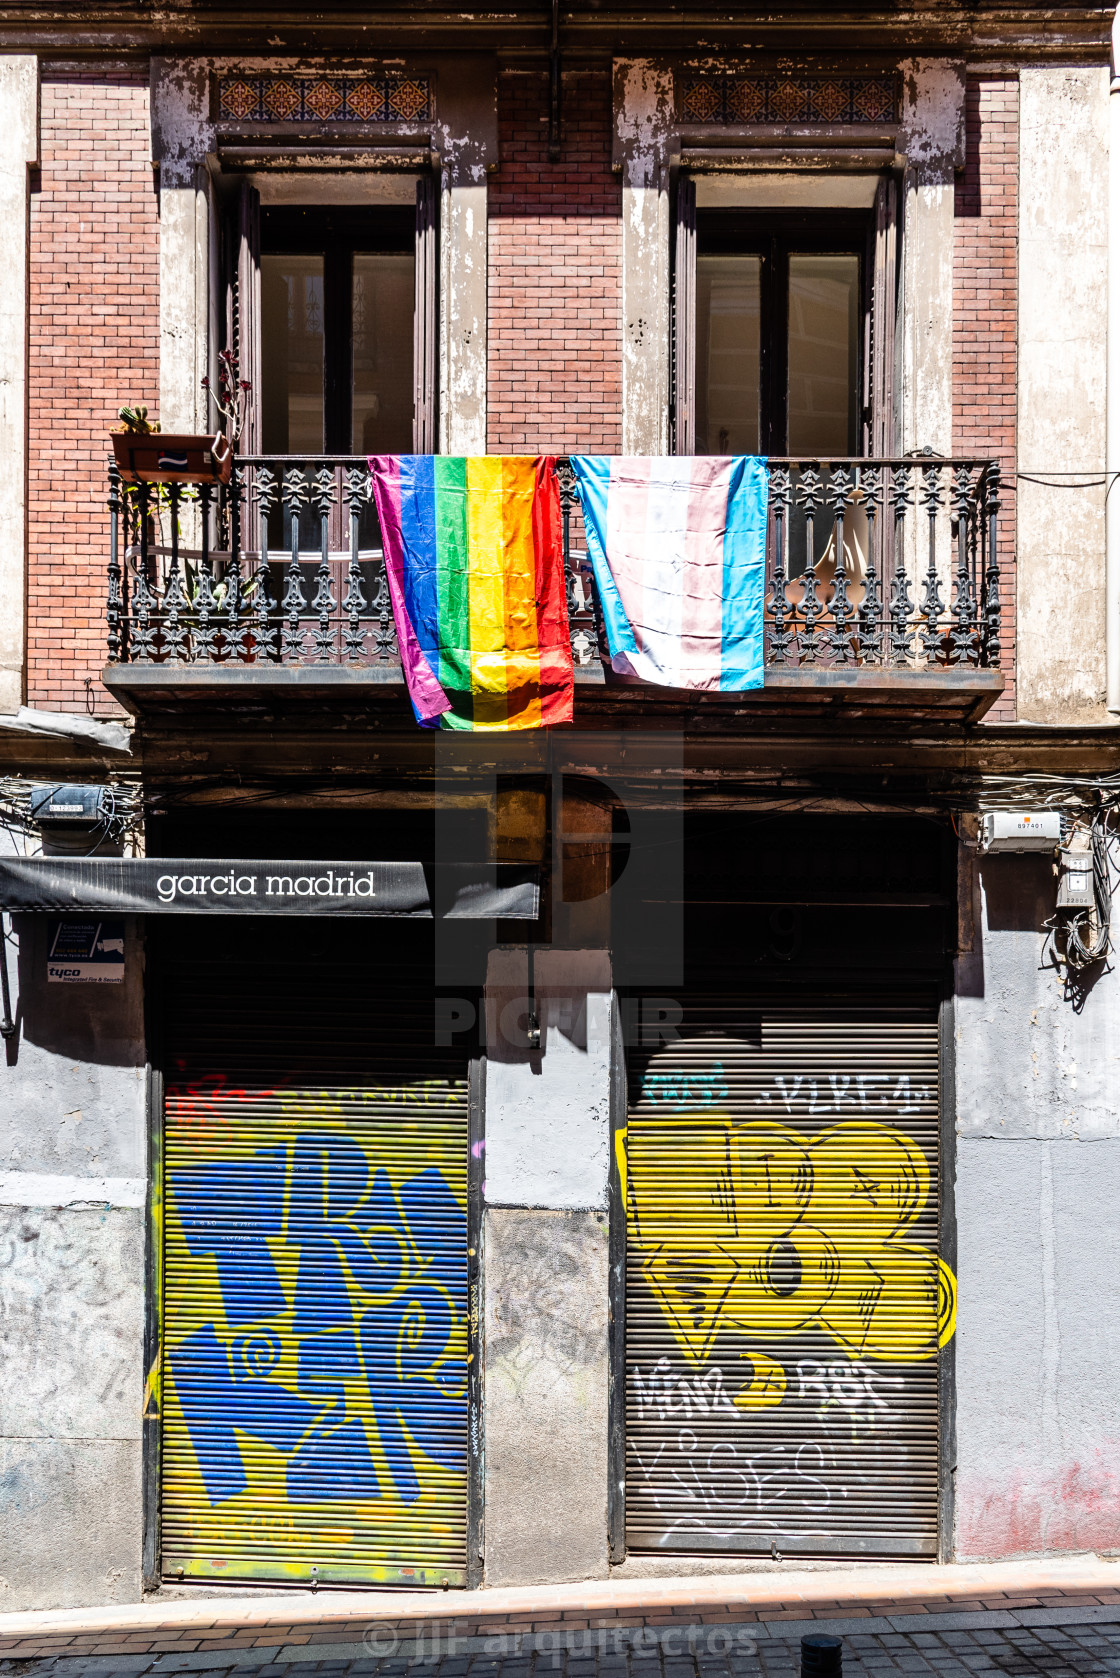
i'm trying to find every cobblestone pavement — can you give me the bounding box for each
[7,1620,1120,1678]
[5,1562,1120,1677]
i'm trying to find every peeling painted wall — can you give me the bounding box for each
[0,908,147,1609]
[613,59,673,456]
[613,56,963,462]
[898,58,964,458]
[954,856,1120,1558]
[1016,67,1109,724]
[436,57,495,455]
[151,59,213,435]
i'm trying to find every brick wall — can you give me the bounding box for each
[488,69,621,454]
[27,68,160,717]
[953,76,1018,723]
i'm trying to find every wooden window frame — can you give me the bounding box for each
[222,181,439,456]
[673,178,899,459]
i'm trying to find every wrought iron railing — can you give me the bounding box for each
[756,456,1002,670]
[105,453,1002,674]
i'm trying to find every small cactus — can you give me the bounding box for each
[117,404,161,435]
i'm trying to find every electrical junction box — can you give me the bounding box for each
[28,784,107,823]
[1057,847,1094,909]
[981,810,1062,854]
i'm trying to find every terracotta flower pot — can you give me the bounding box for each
[111,430,233,486]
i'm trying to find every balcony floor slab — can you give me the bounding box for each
[103,662,1004,728]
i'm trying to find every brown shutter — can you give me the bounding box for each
[672,175,697,456]
[413,174,438,454]
[868,174,898,457]
[222,179,262,452]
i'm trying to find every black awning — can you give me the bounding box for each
[0,858,539,918]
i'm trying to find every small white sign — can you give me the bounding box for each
[47,919,125,983]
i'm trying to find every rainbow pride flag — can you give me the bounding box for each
[368,456,573,731]
[571,456,768,690]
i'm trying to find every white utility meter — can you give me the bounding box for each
[981,810,1062,854]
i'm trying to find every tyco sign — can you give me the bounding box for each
[47,918,125,983]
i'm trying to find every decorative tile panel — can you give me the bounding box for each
[679,74,898,127]
[217,73,432,124]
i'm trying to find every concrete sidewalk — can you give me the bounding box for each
[1,1556,1120,1670]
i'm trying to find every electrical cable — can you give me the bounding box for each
[1012,474,1114,489]
[1059,812,1113,971]
[0,778,141,857]
[0,914,15,1039]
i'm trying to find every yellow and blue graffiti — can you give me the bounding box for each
[160,1093,468,1580]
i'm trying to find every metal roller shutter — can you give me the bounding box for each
[623,994,951,1560]
[157,943,471,1588]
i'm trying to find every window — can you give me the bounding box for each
[261,253,325,453]
[695,255,761,454]
[693,212,866,457]
[260,207,417,456]
[673,183,898,460]
[787,254,861,456]
[223,181,437,465]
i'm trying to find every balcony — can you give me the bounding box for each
[102,454,1005,725]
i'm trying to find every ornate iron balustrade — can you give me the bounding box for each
[756,456,1002,670]
[105,453,1001,675]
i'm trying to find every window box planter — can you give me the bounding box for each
[111,430,233,486]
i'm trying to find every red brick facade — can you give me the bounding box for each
[21,66,1019,720]
[953,75,1018,723]
[488,69,622,454]
[27,68,160,716]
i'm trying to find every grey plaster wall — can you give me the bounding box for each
[481,950,614,1585]
[1017,66,1110,723]
[0,912,147,1608]
[957,860,1120,1143]
[1,918,147,1181]
[482,1208,610,1586]
[953,856,1120,1559]
[483,948,612,1211]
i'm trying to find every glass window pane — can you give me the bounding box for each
[261,254,325,454]
[787,253,860,457]
[696,254,761,456]
[352,252,415,454]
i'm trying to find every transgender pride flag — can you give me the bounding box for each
[571,456,768,690]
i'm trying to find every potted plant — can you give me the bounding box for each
[110,351,249,485]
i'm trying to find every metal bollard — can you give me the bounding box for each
[801,1633,842,1677]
